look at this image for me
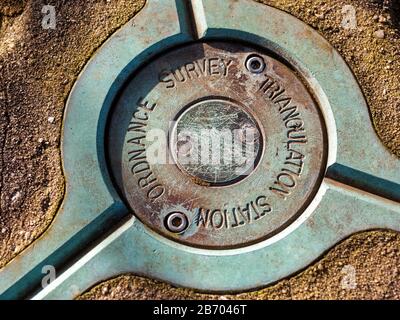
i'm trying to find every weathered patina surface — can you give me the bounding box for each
[108,41,326,248]
[79,230,400,300]
[0,0,398,300]
[81,0,400,299]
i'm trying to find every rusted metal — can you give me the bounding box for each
[2,0,399,300]
[107,41,327,248]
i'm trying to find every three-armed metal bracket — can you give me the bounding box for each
[0,0,399,300]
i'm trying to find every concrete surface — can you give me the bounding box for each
[0,0,398,299]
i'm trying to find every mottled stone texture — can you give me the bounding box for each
[0,0,145,268]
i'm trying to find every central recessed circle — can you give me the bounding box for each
[108,41,327,248]
[171,98,263,186]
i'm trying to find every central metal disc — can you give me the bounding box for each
[171,98,263,186]
[107,41,327,248]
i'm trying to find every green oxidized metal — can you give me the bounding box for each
[0,0,399,300]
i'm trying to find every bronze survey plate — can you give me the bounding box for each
[107,41,327,248]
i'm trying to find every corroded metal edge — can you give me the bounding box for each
[1,0,399,299]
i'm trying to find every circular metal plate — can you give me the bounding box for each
[108,41,327,248]
[171,98,263,186]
